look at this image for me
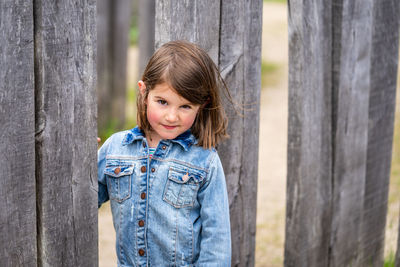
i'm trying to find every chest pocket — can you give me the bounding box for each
[104,160,134,203]
[163,167,205,208]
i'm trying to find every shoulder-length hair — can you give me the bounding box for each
[137,40,230,149]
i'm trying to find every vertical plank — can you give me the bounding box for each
[329,0,373,266]
[97,0,131,132]
[361,0,400,265]
[155,0,220,60]
[34,0,98,266]
[218,0,262,265]
[138,0,155,77]
[0,1,37,266]
[285,0,333,265]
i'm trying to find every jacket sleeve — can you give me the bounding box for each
[196,152,231,266]
[97,136,111,208]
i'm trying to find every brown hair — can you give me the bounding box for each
[137,40,229,149]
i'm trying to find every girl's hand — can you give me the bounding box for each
[97,137,101,143]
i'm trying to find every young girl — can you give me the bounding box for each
[98,40,231,266]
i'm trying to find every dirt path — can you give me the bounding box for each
[255,3,288,266]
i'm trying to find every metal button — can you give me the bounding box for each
[140,192,146,199]
[162,145,166,150]
[138,249,145,256]
[138,220,145,227]
[141,166,146,173]
[142,142,146,147]
[114,167,121,175]
[151,168,155,173]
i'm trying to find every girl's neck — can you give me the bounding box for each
[147,131,160,148]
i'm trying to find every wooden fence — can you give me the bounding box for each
[285,0,400,266]
[1,0,97,266]
[2,0,400,266]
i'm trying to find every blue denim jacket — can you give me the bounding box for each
[98,127,231,266]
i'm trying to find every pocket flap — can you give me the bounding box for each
[168,167,204,184]
[104,165,134,178]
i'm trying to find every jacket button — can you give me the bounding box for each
[138,249,145,256]
[138,220,145,227]
[114,167,121,175]
[151,168,155,172]
[162,145,166,150]
[142,142,146,147]
[140,192,146,199]
[141,166,146,173]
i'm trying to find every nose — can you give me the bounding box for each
[165,108,178,123]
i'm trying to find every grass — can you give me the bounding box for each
[129,26,139,46]
[98,85,137,146]
[261,60,281,88]
[384,251,395,267]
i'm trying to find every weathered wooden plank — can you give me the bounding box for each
[138,0,155,77]
[218,0,262,265]
[361,0,400,265]
[285,0,333,266]
[97,0,131,132]
[34,0,98,266]
[329,1,373,266]
[0,1,37,266]
[155,0,220,61]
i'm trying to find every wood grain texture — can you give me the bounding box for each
[138,0,155,77]
[218,0,262,266]
[97,0,131,131]
[329,1,373,266]
[362,0,399,265]
[0,1,37,266]
[286,0,400,266]
[155,0,220,61]
[285,1,333,266]
[34,0,98,266]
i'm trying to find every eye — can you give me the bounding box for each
[181,104,192,109]
[157,99,167,105]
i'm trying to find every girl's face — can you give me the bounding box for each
[139,82,200,147]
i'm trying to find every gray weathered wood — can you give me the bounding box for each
[97,0,131,132]
[286,0,400,266]
[138,0,155,77]
[362,0,399,265]
[155,0,220,60]
[0,1,37,266]
[285,1,333,265]
[34,0,98,266]
[155,1,262,265]
[329,1,373,266]
[218,0,262,265]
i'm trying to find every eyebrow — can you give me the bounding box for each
[153,95,193,106]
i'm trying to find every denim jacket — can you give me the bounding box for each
[98,127,231,266]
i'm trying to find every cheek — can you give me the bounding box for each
[181,113,198,128]
[147,108,161,125]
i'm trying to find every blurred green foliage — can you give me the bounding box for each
[261,60,281,88]
[98,86,137,146]
[384,251,395,267]
[130,26,139,46]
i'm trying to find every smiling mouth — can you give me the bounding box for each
[162,125,177,130]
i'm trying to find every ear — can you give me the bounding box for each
[138,80,146,96]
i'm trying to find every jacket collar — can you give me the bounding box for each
[122,126,197,151]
